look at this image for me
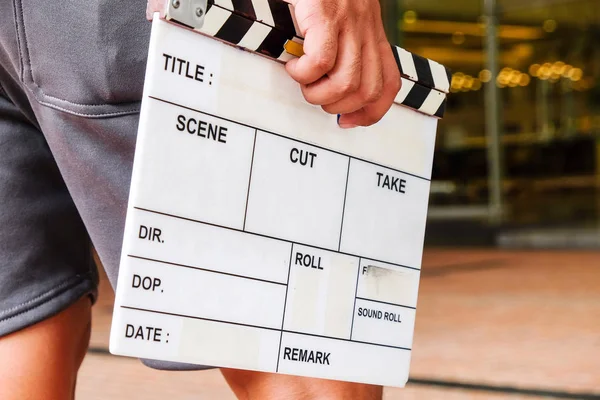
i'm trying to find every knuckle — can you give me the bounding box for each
[388,59,402,90]
[385,70,402,95]
[311,39,336,72]
[391,77,402,94]
[336,68,361,95]
[301,87,321,105]
[338,78,360,95]
[313,54,335,73]
[363,79,384,103]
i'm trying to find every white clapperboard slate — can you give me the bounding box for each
[109,0,450,388]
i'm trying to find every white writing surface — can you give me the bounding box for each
[110,17,438,388]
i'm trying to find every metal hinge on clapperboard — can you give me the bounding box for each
[146,0,451,118]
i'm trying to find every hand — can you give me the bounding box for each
[285,0,401,129]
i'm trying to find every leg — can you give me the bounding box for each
[0,296,91,400]
[221,369,383,400]
[0,92,98,397]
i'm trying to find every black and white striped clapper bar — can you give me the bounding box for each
[109,0,451,388]
[146,0,451,117]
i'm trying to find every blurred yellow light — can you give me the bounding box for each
[543,19,557,33]
[519,74,531,86]
[452,31,466,45]
[568,68,583,81]
[464,76,474,89]
[509,71,521,86]
[562,65,573,77]
[452,73,465,89]
[501,67,512,73]
[559,65,569,76]
[497,74,509,86]
[479,69,492,82]
[538,65,551,80]
[552,61,565,74]
[529,64,540,76]
[403,10,417,25]
[472,79,482,91]
[452,73,463,80]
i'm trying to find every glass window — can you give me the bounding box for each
[385,0,600,230]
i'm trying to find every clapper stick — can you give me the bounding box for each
[146,0,450,118]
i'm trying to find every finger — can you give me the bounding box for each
[338,41,401,128]
[299,29,362,106]
[285,23,338,85]
[322,33,383,115]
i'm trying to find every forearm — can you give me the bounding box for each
[221,369,383,400]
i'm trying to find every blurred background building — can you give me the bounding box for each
[382,0,600,249]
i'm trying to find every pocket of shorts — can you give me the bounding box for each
[13,0,151,117]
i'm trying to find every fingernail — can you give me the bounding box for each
[339,123,358,129]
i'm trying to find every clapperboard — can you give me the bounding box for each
[109,0,450,388]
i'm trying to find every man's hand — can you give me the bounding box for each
[285,0,400,129]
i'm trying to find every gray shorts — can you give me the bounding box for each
[0,0,204,370]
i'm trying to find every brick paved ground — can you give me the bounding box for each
[78,249,600,399]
